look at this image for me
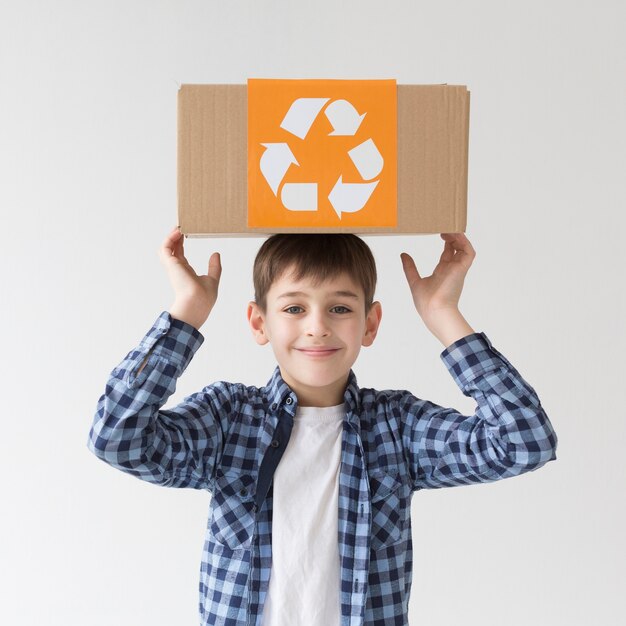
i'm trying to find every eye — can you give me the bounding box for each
[331,306,352,314]
[284,306,303,314]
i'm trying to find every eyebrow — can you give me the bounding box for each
[277,290,360,300]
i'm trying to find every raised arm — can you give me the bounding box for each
[399,233,558,489]
[86,227,230,490]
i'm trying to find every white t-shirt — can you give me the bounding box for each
[261,403,346,626]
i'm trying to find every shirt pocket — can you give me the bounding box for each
[369,470,405,551]
[209,472,257,550]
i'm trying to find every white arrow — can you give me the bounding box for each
[325,100,366,136]
[348,138,383,180]
[280,98,330,140]
[328,176,379,219]
[260,143,299,196]
[281,183,318,212]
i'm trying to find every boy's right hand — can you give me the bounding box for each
[159,226,222,330]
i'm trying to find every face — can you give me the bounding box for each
[247,266,382,407]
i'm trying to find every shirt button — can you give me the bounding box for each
[271,403,277,410]
[271,439,280,448]
[285,397,293,405]
[239,488,247,497]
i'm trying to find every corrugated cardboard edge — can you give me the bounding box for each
[397,85,469,234]
[178,85,248,236]
[178,84,469,237]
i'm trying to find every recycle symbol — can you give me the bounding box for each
[259,98,384,219]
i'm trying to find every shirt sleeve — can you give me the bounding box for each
[86,311,233,491]
[400,332,558,491]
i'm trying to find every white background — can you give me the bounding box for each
[1,1,624,624]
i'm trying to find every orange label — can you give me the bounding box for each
[247,78,397,228]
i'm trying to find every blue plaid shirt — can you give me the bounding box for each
[87,311,558,626]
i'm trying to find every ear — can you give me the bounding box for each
[247,301,270,345]
[361,301,382,347]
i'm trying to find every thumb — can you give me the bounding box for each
[208,252,222,282]
[400,252,421,286]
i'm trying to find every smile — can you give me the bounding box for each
[296,348,340,358]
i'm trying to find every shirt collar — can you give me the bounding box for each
[264,365,361,427]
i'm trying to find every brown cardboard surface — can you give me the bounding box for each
[177,83,469,236]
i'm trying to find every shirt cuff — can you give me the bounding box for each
[439,332,516,391]
[138,311,205,369]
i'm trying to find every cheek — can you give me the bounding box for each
[349,320,367,337]
[267,322,293,345]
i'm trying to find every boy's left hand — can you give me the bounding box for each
[401,233,476,325]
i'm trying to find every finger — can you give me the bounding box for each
[459,233,476,257]
[439,239,455,263]
[441,233,475,262]
[162,226,182,252]
[172,230,185,260]
[160,227,181,261]
[453,234,475,263]
[400,252,421,285]
[208,252,222,283]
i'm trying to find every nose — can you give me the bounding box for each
[305,310,331,337]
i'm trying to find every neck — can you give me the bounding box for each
[280,369,349,407]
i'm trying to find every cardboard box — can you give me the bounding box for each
[177,81,469,236]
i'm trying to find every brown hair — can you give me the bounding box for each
[253,234,377,313]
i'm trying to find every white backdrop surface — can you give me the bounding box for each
[1,1,624,624]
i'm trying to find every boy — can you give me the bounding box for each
[87,227,558,626]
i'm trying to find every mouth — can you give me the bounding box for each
[296,348,340,358]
